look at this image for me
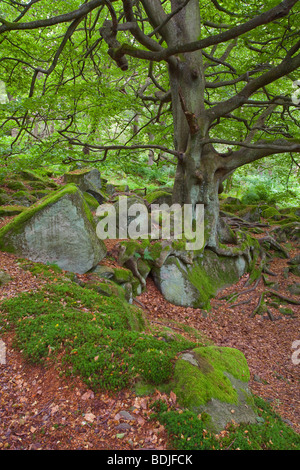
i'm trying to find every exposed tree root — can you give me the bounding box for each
[265,290,300,305]
[266,308,275,321]
[250,292,265,318]
[230,296,254,308]
[258,236,290,259]
[224,275,262,304]
[222,214,269,230]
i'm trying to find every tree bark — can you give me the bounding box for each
[168,0,221,248]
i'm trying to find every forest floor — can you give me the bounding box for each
[0,221,299,450]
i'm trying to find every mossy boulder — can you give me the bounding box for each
[83,191,100,210]
[10,190,37,207]
[27,180,49,190]
[63,168,107,204]
[18,169,46,183]
[237,205,261,222]
[261,206,281,221]
[0,193,11,205]
[0,205,26,217]
[83,277,126,298]
[152,249,248,309]
[171,346,257,432]
[0,184,106,274]
[145,190,173,206]
[270,222,300,244]
[6,180,27,191]
[111,183,130,194]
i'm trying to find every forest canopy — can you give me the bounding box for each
[0,0,299,210]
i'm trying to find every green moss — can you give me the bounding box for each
[19,169,47,183]
[83,191,99,209]
[27,180,49,190]
[19,260,63,278]
[152,395,300,450]
[0,193,11,205]
[261,206,281,220]
[0,184,80,252]
[187,263,216,309]
[195,346,250,382]
[0,279,196,391]
[145,190,171,204]
[113,267,133,283]
[172,346,250,411]
[6,180,27,190]
[0,205,26,216]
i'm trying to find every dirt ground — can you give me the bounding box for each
[0,235,299,450]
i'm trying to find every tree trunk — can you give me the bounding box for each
[169,0,221,248]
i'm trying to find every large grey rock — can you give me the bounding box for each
[152,249,248,309]
[63,168,107,204]
[0,184,106,274]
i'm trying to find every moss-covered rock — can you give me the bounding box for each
[83,191,100,210]
[64,168,108,204]
[171,346,257,432]
[152,249,248,309]
[6,180,27,191]
[113,267,134,283]
[0,184,106,274]
[26,180,49,190]
[270,222,300,244]
[237,205,261,222]
[0,193,11,206]
[261,206,281,221]
[10,190,37,207]
[18,169,46,182]
[145,190,172,205]
[0,205,26,217]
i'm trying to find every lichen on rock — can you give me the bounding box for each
[0,184,106,274]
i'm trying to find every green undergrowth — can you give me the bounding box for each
[0,278,195,392]
[150,396,300,450]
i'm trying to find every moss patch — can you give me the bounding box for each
[0,205,26,217]
[172,346,250,411]
[0,279,195,391]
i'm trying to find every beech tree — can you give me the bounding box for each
[0,0,299,252]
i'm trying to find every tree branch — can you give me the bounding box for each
[0,0,105,33]
[110,0,298,61]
